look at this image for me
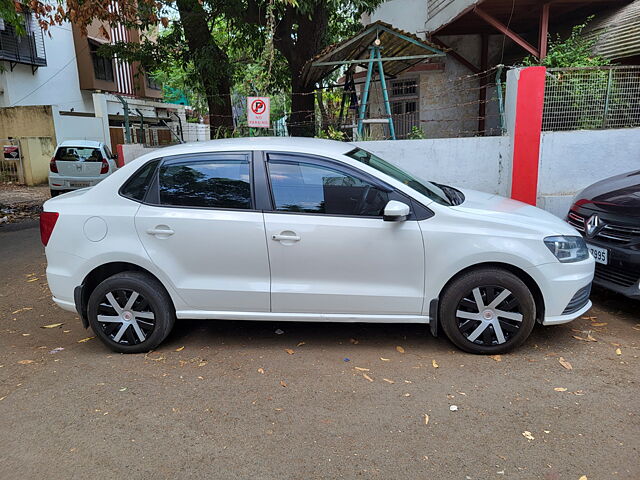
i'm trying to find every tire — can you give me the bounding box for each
[87,271,175,353]
[50,189,60,197]
[439,268,536,355]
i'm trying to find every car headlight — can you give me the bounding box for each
[544,236,589,263]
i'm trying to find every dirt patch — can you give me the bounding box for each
[0,183,49,224]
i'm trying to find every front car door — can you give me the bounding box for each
[134,152,270,312]
[261,152,426,317]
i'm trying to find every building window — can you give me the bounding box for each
[90,41,114,82]
[390,78,420,139]
[146,74,161,91]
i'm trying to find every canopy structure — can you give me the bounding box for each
[303,21,445,140]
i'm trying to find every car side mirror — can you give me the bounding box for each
[383,200,410,222]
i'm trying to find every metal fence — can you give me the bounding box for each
[0,139,24,184]
[543,66,640,132]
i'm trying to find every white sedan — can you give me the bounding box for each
[41,137,594,354]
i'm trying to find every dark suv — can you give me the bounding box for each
[567,170,640,299]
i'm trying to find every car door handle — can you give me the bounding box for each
[146,226,174,236]
[272,234,300,242]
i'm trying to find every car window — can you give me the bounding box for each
[159,159,252,209]
[55,147,103,162]
[268,157,388,216]
[120,160,160,202]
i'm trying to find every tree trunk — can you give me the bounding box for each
[176,0,233,138]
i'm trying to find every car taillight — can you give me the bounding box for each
[40,211,59,246]
[49,157,58,173]
[100,158,109,174]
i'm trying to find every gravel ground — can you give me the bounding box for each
[0,184,50,224]
[0,224,638,480]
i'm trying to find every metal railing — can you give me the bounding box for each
[0,14,47,67]
[543,66,640,131]
[0,139,24,184]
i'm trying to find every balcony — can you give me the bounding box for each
[0,16,47,72]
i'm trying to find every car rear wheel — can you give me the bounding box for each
[87,272,175,353]
[440,268,536,354]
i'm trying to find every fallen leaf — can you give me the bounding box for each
[591,322,607,327]
[363,373,374,382]
[578,476,588,480]
[349,338,359,345]
[21,333,30,337]
[615,348,622,356]
[559,357,573,370]
[284,348,295,355]
[396,346,405,354]
[424,414,429,425]
[573,335,597,342]
[489,355,502,362]
[17,360,34,365]
[175,346,185,352]
[41,323,63,329]
[280,380,287,387]
[554,387,568,392]
[12,307,33,314]
[522,431,535,440]
[49,347,64,354]
[198,361,207,367]
[380,357,391,362]
[404,393,411,397]
[257,367,265,374]
[382,378,395,384]
[119,387,127,392]
[296,341,305,347]
[449,405,458,411]
[354,366,369,371]
[432,359,439,369]
[77,337,94,343]
[144,352,165,362]
[27,278,38,283]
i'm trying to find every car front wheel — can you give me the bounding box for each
[440,268,537,354]
[87,272,175,353]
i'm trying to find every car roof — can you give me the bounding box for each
[139,137,355,158]
[57,140,103,148]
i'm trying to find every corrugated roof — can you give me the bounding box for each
[301,21,445,86]
[584,0,640,60]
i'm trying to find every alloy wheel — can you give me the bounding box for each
[455,285,524,346]
[96,289,156,345]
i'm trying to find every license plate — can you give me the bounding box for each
[587,244,608,265]
[69,182,90,188]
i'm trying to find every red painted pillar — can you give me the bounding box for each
[116,144,125,168]
[510,66,546,205]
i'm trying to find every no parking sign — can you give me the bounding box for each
[247,96,270,128]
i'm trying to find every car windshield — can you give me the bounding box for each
[55,147,103,162]
[346,147,453,206]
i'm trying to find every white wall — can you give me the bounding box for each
[355,136,510,195]
[0,23,92,112]
[52,112,106,145]
[364,0,428,35]
[537,128,640,217]
[425,0,480,33]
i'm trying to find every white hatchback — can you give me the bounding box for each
[41,137,594,354]
[49,140,117,197]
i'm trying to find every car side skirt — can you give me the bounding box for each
[176,311,431,323]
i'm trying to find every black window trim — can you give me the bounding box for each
[262,151,430,221]
[118,158,162,203]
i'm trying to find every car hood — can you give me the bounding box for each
[449,188,577,236]
[573,170,640,217]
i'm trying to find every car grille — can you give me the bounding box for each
[567,211,640,245]
[562,284,592,315]
[594,263,639,288]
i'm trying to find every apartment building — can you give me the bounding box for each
[0,10,188,151]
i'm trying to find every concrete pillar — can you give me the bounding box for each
[504,66,546,205]
[92,93,111,149]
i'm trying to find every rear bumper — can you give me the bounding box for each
[526,258,595,326]
[48,175,104,190]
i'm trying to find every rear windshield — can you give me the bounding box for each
[55,147,103,162]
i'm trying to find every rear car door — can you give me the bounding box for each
[262,152,425,316]
[133,152,270,312]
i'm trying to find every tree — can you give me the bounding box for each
[242,0,383,136]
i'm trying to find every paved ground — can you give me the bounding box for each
[1,223,638,480]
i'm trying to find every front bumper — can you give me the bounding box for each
[589,240,640,300]
[526,258,595,326]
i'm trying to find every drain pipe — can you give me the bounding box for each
[114,94,132,143]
